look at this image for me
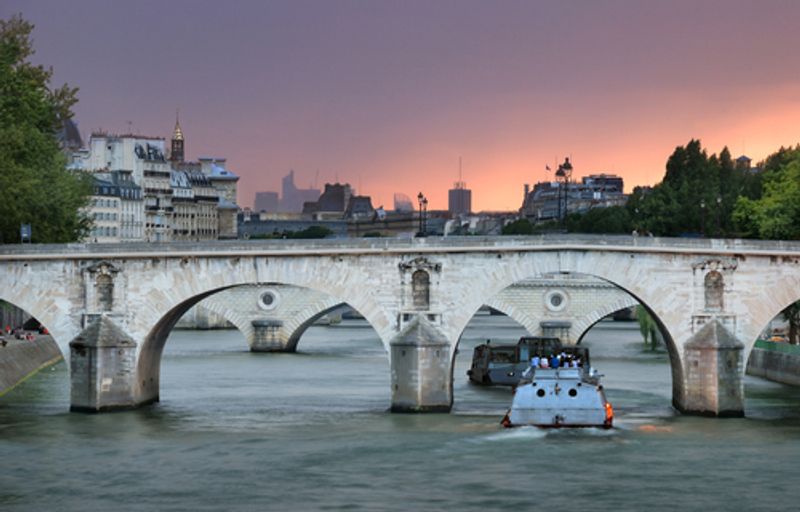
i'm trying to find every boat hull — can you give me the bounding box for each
[502,368,613,429]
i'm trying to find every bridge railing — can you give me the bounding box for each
[3,234,800,258]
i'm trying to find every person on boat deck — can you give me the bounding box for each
[540,357,549,368]
[550,354,560,368]
[531,355,540,368]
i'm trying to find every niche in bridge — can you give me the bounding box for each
[96,274,114,311]
[704,271,724,311]
[83,261,121,314]
[412,270,430,310]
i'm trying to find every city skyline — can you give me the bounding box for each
[6,0,800,211]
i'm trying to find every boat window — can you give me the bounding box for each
[537,389,546,397]
[568,389,577,397]
[412,270,430,310]
[704,271,724,311]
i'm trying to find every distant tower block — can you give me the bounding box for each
[448,181,472,215]
[448,157,472,215]
[170,110,184,163]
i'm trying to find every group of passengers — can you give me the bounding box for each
[530,352,581,369]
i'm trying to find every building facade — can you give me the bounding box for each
[68,119,239,243]
[521,173,626,222]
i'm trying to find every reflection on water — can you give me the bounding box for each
[2,315,800,511]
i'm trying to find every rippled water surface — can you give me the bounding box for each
[3,315,800,511]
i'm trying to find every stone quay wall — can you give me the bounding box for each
[746,340,800,386]
[0,335,63,396]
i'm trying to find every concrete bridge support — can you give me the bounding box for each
[389,315,453,412]
[180,284,344,352]
[674,320,745,417]
[69,316,139,412]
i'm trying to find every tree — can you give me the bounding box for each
[732,148,800,239]
[781,303,800,345]
[566,206,632,234]
[636,305,659,351]
[0,15,92,243]
[631,140,751,238]
[501,218,534,235]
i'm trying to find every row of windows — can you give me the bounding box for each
[94,212,117,221]
[96,188,141,200]
[93,198,118,208]
[91,227,118,237]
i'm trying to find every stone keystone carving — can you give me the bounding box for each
[398,257,442,273]
[84,260,121,275]
[692,258,737,273]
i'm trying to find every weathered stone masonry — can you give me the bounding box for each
[3,236,800,416]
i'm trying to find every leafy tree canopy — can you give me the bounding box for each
[565,206,631,234]
[732,148,800,239]
[631,140,753,237]
[0,14,92,243]
[501,218,535,235]
[249,225,334,239]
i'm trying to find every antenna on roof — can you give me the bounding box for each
[459,156,462,182]
[314,169,319,189]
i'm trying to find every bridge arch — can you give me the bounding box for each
[747,278,800,354]
[484,274,640,344]
[572,299,641,344]
[732,270,800,362]
[0,292,70,358]
[186,283,350,352]
[133,260,394,406]
[446,257,685,408]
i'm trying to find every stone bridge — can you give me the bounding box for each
[3,235,799,416]
[177,274,637,351]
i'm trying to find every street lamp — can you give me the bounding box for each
[555,157,573,227]
[700,199,706,237]
[716,195,722,237]
[417,192,428,236]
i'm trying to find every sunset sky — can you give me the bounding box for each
[5,0,800,211]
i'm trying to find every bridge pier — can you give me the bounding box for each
[69,317,139,412]
[250,319,294,352]
[674,320,745,417]
[389,316,453,413]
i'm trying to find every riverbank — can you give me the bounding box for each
[747,339,800,386]
[0,334,63,396]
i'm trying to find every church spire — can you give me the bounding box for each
[170,109,184,162]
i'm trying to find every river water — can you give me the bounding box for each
[2,314,800,511]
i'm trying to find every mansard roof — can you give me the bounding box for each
[208,163,239,181]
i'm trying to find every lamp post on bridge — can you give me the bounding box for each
[700,199,706,237]
[555,157,573,228]
[716,195,722,238]
[417,192,428,237]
